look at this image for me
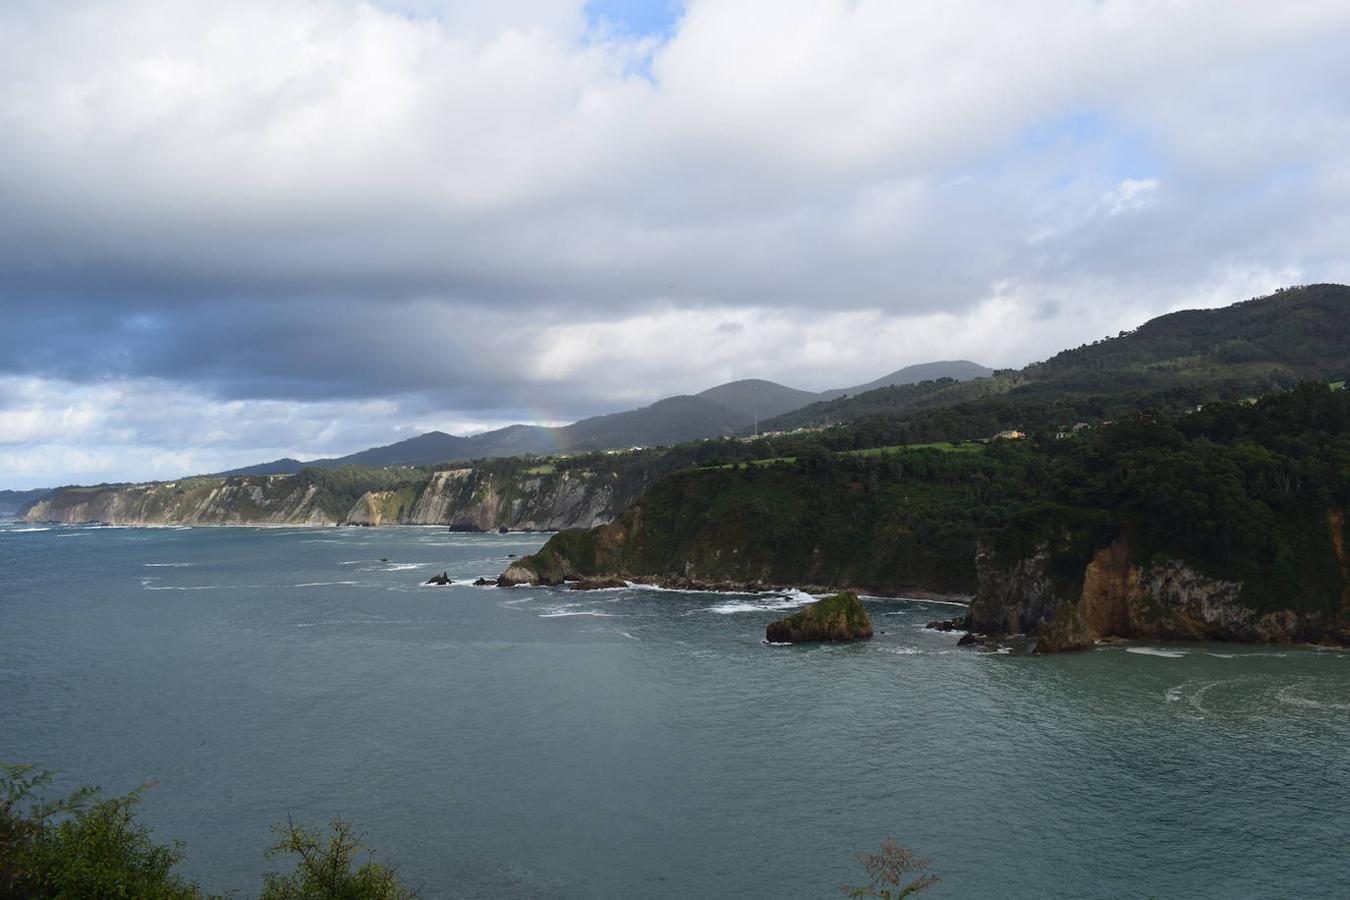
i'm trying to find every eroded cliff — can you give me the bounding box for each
[968,519,1350,652]
[26,460,653,530]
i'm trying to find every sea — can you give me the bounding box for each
[1,522,1348,899]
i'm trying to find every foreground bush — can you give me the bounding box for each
[0,764,202,899]
[842,838,939,898]
[1,764,414,899]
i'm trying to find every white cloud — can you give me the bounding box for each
[1,1,1350,485]
[1102,178,1160,216]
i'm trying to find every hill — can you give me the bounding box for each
[818,360,994,400]
[765,284,1350,431]
[216,361,992,476]
[0,488,53,518]
[696,379,822,421]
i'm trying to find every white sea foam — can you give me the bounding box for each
[1165,686,1183,702]
[858,594,970,608]
[618,631,640,641]
[1275,685,1350,711]
[1125,647,1187,658]
[295,581,359,588]
[538,608,621,618]
[384,563,420,571]
[706,589,816,615]
[762,640,793,647]
[145,562,193,568]
[10,526,49,532]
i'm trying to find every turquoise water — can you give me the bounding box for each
[2,523,1348,898]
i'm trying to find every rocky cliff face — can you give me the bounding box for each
[23,477,332,526]
[367,467,620,531]
[969,522,1350,652]
[26,465,641,529]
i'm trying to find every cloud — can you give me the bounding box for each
[1,0,1349,485]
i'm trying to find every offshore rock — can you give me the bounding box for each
[425,571,452,586]
[571,576,629,591]
[765,592,873,643]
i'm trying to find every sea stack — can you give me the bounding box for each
[765,591,874,643]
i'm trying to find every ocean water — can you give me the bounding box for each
[2,523,1348,899]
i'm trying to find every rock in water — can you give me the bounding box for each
[425,571,452,585]
[570,576,628,591]
[765,591,873,643]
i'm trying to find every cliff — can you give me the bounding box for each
[23,476,334,526]
[25,459,659,530]
[495,456,984,596]
[966,518,1350,652]
[500,386,1350,652]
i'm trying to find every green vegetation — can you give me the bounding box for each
[516,383,1350,619]
[765,591,873,642]
[764,284,1350,438]
[1,764,203,899]
[847,442,981,457]
[843,839,939,898]
[1,764,414,900]
[260,818,414,900]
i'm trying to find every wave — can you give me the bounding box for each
[295,581,360,587]
[858,594,970,608]
[384,563,421,571]
[1125,646,1187,658]
[9,526,50,533]
[705,588,817,615]
[538,609,622,618]
[145,562,193,568]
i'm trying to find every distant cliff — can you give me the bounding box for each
[24,476,334,526]
[24,456,672,530]
[340,466,631,530]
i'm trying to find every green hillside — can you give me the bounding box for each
[764,284,1350,432]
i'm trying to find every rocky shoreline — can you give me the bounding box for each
[500,566,973,603]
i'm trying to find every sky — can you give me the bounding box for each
[2,0,1350,489]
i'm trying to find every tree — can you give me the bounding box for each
[260,817,416,900]
[842,838,939,899]
[0,763,205,900]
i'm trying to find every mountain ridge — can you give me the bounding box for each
[214,359,993,476]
